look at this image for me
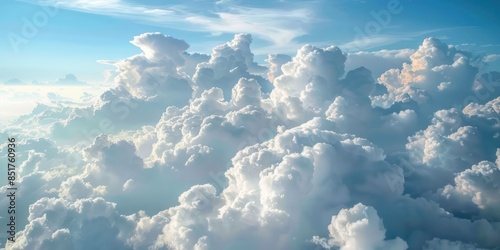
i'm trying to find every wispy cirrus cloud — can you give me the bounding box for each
[19,0,314,48]
[341,27,475,52]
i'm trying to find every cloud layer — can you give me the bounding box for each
[1,33,500,250]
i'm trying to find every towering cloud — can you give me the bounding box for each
[312,203,408,250]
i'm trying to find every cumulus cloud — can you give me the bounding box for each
[133,118,406,249]
[10,197,135,250]
[265,53,291,82]
[312,203,407,250]
[463,96,500,127]
[52,74,87,85]
[403,100,499,195]
[1,34,500,250]
[374,38,492,115]
[432,149,500,220]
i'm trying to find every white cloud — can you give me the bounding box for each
[10,197,135,250]
[141,117,406,249]
[463,96,500,126]
[312,203,408,250]
[265,54,291,82]
[483,54,500,63]
[21,0,314,49]
[435,149,500,220]
[376,38,479,110]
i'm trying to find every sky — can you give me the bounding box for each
[1,0,500,250]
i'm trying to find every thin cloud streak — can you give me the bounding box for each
[19,0,314,48]
[341,27,473,52]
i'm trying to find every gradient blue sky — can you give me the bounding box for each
[1,0,500,83]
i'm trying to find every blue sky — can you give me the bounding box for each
[2,1,500,249]
[1,0,500,84]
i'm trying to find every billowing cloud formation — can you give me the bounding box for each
[312,203,407,250]
[433,149,500,220]
[376,38,478,109]
[2,33,500,250]
[11,197,134,250]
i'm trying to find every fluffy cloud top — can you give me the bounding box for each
[312,203,408,250]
